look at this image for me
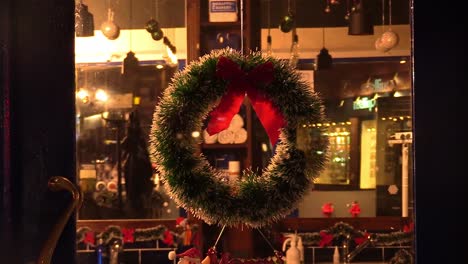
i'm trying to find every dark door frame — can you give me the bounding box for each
[1,0,76,263]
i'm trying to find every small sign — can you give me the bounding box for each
[353,97,375,110]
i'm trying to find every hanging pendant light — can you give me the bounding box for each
[123,0,139,76]
[315,28,332,71]
[123,51,140,76]
[75,1,95,37]
[348,0,374,35]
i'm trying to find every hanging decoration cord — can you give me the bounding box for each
[240,0,244,54]
[267,0,271,37]
[213,225,227,248]
[388,0,392,28]
[257,229,277,253]
[382,0,385,32]
[322,27,325,48]
[129,0,133,50]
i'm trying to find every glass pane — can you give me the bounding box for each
[74,0,186,220]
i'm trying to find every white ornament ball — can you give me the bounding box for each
[375,37,390,53]
[168,250,177,260]
[380,30,399,50]
[101,21,120,40]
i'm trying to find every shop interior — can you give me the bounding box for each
[73,0,414,263]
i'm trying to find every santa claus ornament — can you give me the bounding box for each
[168,248,202,264]
[348,201,361,217]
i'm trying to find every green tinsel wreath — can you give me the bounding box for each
[149,48,328,227]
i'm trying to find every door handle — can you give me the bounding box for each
[37,176,83,264]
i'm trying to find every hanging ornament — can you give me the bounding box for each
[145,18,159,33]
[279,13,295,33]
[266,0,273,56]
[380,29,399,49]
[101,8,120,40]
[151,28,164,41]
[324,0,331,13]
[375,37,390,52]
[289,34,300,68]
[376,0,399,51]
[146,0,164,41]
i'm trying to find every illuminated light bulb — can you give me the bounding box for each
[400,59,407,64]
[76,89,89,99]
[95,89,108,102]
[156,64,164,69]
[261,143,268,152]
[191,131,200,138]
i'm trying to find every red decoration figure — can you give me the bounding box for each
[84,231,95,245]
[349,201,361,217]
[321,202,334,217]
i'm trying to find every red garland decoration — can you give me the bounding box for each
[349,201,361,217]
[206,56,286,146]
[84,231,95,245]
[122,228,135,243]
[163,229,174,245]
[403,222,414,233]
[321,202,334,217]
[354,232,369,245]
[319,231,334,247]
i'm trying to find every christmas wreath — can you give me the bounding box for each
[150,48,328,227]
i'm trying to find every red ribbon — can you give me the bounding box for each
[319,231,334,247]
[122,228,135,243]
[206,56,286,146]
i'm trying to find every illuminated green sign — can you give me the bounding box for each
[353,97,376,110]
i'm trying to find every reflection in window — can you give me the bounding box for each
[76,64,180,220]
[316,123,351,185]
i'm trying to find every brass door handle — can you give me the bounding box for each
[37,176,83,264]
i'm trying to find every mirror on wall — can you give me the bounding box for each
[74,0,186,220]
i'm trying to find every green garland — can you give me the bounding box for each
[149,48,328,227]
[283,222,414,247]
[76,224,190,246]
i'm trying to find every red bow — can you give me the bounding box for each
[122,228,135,243]
[206,56,286,146]
[84,231,95,245]
[319,231,334,247]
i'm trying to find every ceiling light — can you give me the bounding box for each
[348,0,374,35]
